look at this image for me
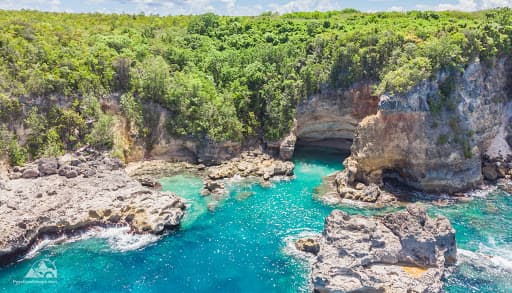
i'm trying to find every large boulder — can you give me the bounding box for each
[482,164,498,181]
[302,204,457,293]
[37,158,59,176]
[21,168,39,179]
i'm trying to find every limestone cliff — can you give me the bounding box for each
[296,82,379,151]
[337,57,512,194]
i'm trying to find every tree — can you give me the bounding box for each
[25,107,48,157]
[113,57,132,92]
[132,56,171,103]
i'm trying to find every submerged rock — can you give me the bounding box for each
[305,204,456,293]
[295,238,320,255]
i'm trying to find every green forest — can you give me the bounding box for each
[0,8,512,165]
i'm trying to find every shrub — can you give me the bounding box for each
[377,57,433,95]
[25,107,48,157]
[120,93,143,136]
[86,114,115,150]
[437,134,449,145]
[42,127,64,157]
[8,139,28,166]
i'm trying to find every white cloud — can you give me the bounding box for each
[480,0,512,8]
[388,6,406,12]
[416,0,512,11]
[267,0,343,14]
[0,0,61,11]
[1,0,512,16]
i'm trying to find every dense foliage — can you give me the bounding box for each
[0,8,511,164]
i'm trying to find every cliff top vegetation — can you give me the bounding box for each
[0,8,511,164]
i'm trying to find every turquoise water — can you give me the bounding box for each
[0,149,511,292]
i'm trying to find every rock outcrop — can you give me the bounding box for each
[203,151,294,194]
[298,205,456,293]
[266,120,298,161]
[335,58,512,195]
[0,149,186,265]
[126,150,295,196]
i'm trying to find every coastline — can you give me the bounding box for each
[0,149,186,266]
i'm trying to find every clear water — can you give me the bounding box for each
[0,149,511,292]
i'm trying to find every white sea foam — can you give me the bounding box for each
[458,244,512,273]
[282,228,320,259]
[23,226,159,260]
[89,226,159,252]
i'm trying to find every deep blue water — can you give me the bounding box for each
[0,149,511,292]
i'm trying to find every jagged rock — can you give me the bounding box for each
[8,172,21,180]
[80,168,97,178]
[308,205,456,293]
[21,168,39,179]
[58,166,80,178]
[203,151,294,195]
[37,158,59,175]
[0,151,186,265]
[341,58,511,193]
[278,120,297,161]
[207,152,294,181]
[295,238,320,255]
[204,180,224,192]
[338,183,381,202]
[483,165,498,181]
[66,169,79,178]
[496,164,508,178]
[138,176,162,189]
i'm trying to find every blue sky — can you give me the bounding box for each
[0,0,510,15]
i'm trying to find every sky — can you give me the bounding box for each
[0,0,511,16]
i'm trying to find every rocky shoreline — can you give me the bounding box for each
[296,205,457,293]
[127,150,295,196]
[0,148,186,266]
[0,146,296,265]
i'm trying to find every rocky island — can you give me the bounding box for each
[297,205,457,293]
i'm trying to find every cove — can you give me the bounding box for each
[0,149,511,292]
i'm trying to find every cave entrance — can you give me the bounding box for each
[295,137,353,154]
[292,144,351,162]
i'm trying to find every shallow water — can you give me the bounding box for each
[0,149,511,292]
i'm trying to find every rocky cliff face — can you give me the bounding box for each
[337,58,512,194]
[297,205,457,293]
[296,82,379,151]
[127,102,247,165]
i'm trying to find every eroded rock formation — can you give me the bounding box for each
[335,58,512,196]
[296,82,379,151]
[0,149,186,265]
[298,205,456,293]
